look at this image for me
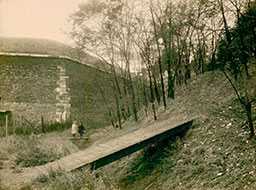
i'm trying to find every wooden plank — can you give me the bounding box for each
[68,137,89,140]
[89,120,192,169]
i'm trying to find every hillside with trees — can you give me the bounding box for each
[0,0,255,189]
[69,0,256,137]
[0,69,255,190]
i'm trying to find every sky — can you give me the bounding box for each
[0,0,85,44]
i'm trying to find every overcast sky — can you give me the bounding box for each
[0,0,84,44]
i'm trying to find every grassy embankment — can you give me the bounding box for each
[0,71,255,190]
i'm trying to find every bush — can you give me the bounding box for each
[43,121,72,133]
[15,146,57,167]
[32,168,119,190]
[14,135,79,168]
[14,126,33,136]
[15,143,60,167]
[0,120,72,137]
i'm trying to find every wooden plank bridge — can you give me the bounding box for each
[4,118,193,187]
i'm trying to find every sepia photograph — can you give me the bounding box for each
[0,0,255,189]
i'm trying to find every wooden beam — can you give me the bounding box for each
[88,120,192,169]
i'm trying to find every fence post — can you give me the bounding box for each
[5,114,8,138]
[13,114,15,135]
[41,116,45,133]
[20,115,22,127]
[60,114,62,124]
[60,114,63,131]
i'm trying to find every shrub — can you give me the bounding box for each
[14,126,33,136]
[15,141,60,167]
[43,121,72,133]
[1,120,72,136]
[15,146,57,167]
[32,168,119,190]
[14,135,79,168]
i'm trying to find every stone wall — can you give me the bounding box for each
[64,58,114,127]
[0,55,114,128]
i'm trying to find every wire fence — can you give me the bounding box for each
[0,112,72,137]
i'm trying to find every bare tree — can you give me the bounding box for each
[150,4,167,109]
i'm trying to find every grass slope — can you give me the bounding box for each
[0,71,255,190]
[99,71,256,190]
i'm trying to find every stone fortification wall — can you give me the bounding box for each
[61,58,114,127]
[0,55,114,128]
[0,55,58,125]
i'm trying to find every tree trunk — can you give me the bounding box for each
[237,17,250,78]
[142,77,148,109]
[158,57,167,109]
[210,50,216,73]
[219,0,232,44]
[143,81,148,116]
[167,59,175,99]
[245,102,255,138]
[111,65,122,129]
[99,87,115,128]
[150,7,167,109]
[114,91,122,129]
[122,76,129,120]
[152,73,161,104]
[112,64,126,123]
[128,71,138,121]
[147,67,157,120]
